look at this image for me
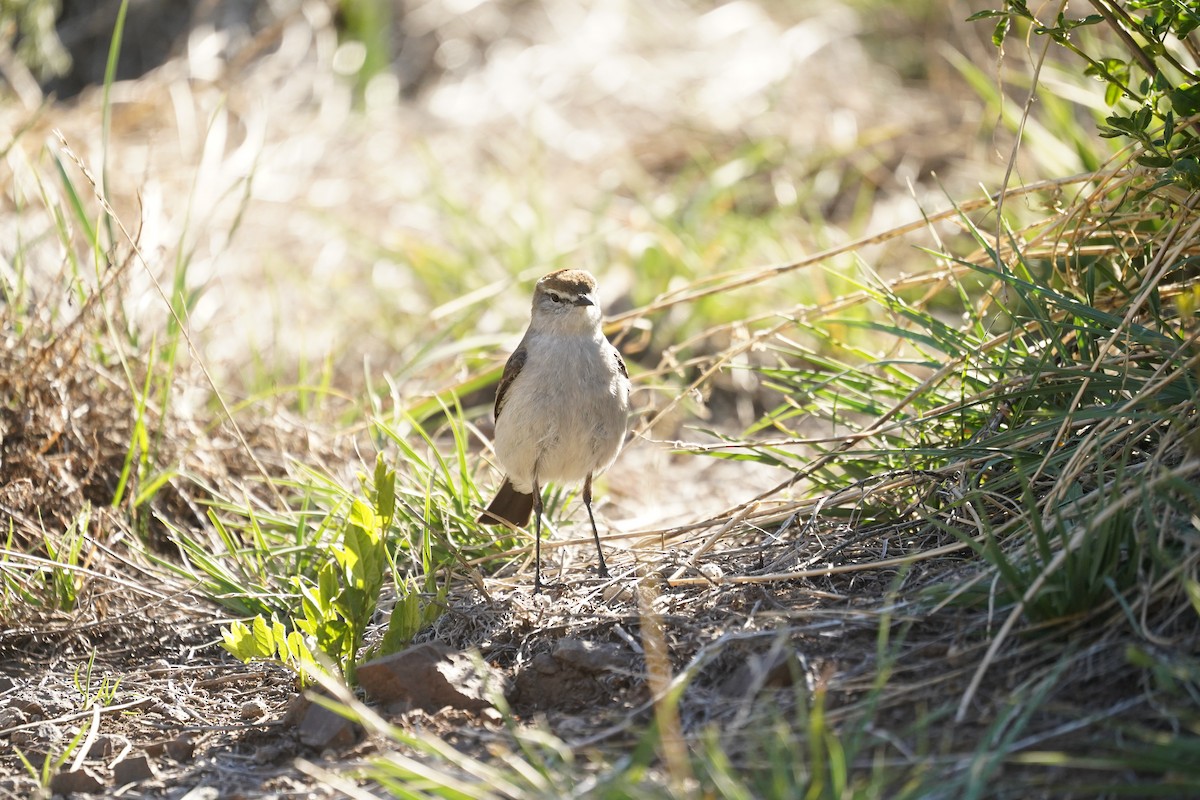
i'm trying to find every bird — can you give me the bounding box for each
[477,269,631,592]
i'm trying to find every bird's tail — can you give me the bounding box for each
[477,478,534,527]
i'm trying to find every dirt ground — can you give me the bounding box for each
[0,510,974,797]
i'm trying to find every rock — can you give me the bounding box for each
[289,695,361,751]
[239,698,268,720]
[0,705,27,728]
[718,649,800,698]
[151,697,191,722]
[10,721,63,757]
[13,698,45,719]
[93,733,130,758]
[178,788,220,800]
[251,742,286,764]
[552,638,627,673]
[530,653,557,675]
[357,643,497,713]
[113,753,157,784]
[509,638,627,711]
[165,732,196,761]
[49,766,105,794]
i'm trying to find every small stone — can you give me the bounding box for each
[11,722,62,751]
[251,743,285,764]
[530,653,558,675]
[239,698,268,720]
[510,651,610,712]
[552,638,627,673]
[179,788,220,800]
[718,649,800,698]
[93,733,130,758]
[14,698,45,719]
[291,695,360,751]
[0,706,27,727]
[602,582,634,603]
[49,766,105,794]
[165,732,196,761]
[357,643,498,713]
[112,754,157,784]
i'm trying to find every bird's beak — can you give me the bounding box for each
[574,294,595,307]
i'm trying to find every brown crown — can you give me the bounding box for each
[536,269,598,296]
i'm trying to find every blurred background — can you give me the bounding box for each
[2,0,1051,394]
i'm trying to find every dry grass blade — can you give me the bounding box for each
[50,131,286,510]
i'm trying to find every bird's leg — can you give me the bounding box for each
[583,473,609,579]
[532,475,544,593]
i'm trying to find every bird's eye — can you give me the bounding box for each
[548,292,562,303]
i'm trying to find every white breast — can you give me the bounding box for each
[492,332,630,492]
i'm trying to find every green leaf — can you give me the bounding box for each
[221,620,251,658]
[1187,579,1200,619]
[1171,158,1200,186]
[297,580,326,636]
[348,498,378,537]
[317,562,339,612]
[272,618,288,656]
[1135,106,1153,131]
[993,17,1011,47]
[1105,80,1123,107]
[380,590,422,654]
[220,616,282,662]
[1170,84,1200,116]
[251,616,276,658]
[1136,153,1173,168]
[966,10,1007,21]
[284,630,313,665]
[374,453,396,523]
[1070,13,1103,29]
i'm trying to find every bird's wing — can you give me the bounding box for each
[611,344,629,380]
[494,344,528,421]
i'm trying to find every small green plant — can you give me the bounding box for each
[221,614,317,679]
[974,0,1200,190]
[39,507,88,612]
[293,484,390,683]
[73,649,121,709]
[14,721,91,797]
[221,454,441,683]
[0,537,38,612]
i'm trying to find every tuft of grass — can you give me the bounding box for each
[639,5,1200,793]
[214,452,453,683]
[13,723,91,797]
[167,400,505,683]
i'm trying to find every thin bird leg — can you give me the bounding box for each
[532,475,544,593]
[583,473,610,578]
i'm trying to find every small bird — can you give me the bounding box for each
[478,269,631,592]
